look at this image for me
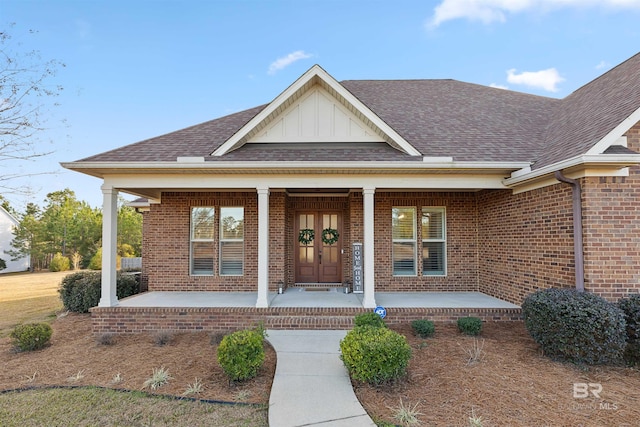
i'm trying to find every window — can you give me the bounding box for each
[220,207,244,275]
[392,207,416,276]
[190,207,215,275]
[422,207,446,276]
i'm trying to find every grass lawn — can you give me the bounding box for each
[0,387,267,427]
[0,271,71,336]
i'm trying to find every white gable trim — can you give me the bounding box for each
[247,85,384,143]
[586,106,640,155]
[212,65,421,157]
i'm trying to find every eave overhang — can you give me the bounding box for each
[503,154,640,192]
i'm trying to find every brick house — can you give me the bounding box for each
[63,53,640,333]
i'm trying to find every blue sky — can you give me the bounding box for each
[2,0,640,209]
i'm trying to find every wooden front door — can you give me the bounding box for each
[295,211,342,284]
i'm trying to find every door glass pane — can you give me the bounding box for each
[299,246,314,263]
[299,214,314,246]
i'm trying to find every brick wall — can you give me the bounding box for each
[373,191,479,292]
[581,123,640,300]
[477,185,575,304]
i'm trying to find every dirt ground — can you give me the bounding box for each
[1,315,639,426]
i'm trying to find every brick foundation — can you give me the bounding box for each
[91,306,523,334]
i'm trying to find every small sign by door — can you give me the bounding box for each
[352,243,363,293]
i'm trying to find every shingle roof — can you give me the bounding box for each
[75,53,640,168]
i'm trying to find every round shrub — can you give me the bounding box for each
[522,288,626,365]
[354,312,387,328]
[457,317,482,336]
[11,323,53,352]
[411,319,435,338]
[217,329,265,382]
[49,252,70,272]
[340,326,411,385]
[59,271,140,313]
[619,294,640,365]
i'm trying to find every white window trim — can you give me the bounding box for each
[190,206,215,276]
[422,206,447,277]
[392,206,418,277]
[219,207,244,276]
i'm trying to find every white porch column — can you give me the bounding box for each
[99,186,119,307]
[256,186,270,308]
[362,186,376,308]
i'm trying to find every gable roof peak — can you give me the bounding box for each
[211,65,421,157]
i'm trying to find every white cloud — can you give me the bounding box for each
[427,0,640,28]
[268,51,313,75]
[490,83,509,90]
[506,67,565,92]
[595,60,610,70]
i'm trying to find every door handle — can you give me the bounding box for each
[318,251,322,264]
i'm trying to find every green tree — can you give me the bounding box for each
[117,199,142,257]
[0,258,6,270]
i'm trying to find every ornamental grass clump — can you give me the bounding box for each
[522,288,626,365]
[10,323,53,352]
[340,325,411,386]
[217,329,265,382]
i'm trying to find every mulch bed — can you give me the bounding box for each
[2,315,639,426]
[0,313,275,405]
[353,322,640,426]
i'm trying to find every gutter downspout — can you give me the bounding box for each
[554,171,585,292]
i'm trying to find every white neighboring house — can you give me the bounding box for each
[0,206,30,273]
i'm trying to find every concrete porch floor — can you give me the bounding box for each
[116,288,520,309]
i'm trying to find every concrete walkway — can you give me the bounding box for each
[267,330,376,427]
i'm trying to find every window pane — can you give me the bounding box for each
[393,242,416,275]
[392,207,415,240]
[220,241,243,275]
[191,241,214,275]
[422,210,443,240]
[191,207,215,240]
[423,242,444,275]
[220,207,244,240]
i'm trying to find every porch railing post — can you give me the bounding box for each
[362,187,376,308]
[99,185,119,307]
[256,186,270,308]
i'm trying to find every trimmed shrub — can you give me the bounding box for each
[619,294,640,365]
[354,312,387,328]
[411,319,435,338]
[59,271,140,313]
[217,329,265,382]
[522,288,626,365]
[49,252,70,272]
[457,317,482,336]
[10,323,53,352]
[340,326,411,385]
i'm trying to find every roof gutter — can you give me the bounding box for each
[554,170,585,293]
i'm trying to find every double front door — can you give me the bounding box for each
[295,211,342,284]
